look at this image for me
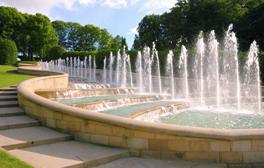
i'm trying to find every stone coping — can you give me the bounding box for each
[16,65,264,141]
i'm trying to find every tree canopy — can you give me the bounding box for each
[133,0,264,51]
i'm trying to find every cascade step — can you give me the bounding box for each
[0,91,17,96]
[0,88,17,91]
[0,116,40,130]
[0,101,18,108]
[0,126,73,150]
[94,157,227,168]
[0,107,24,117]
[8,141,129,168]
[0,95,18,101]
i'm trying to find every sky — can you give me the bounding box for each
[0,0,177,49]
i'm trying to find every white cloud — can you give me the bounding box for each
[127,27,138,34]
[130,0,140,5]
[102,0,127,8]
[0,0,97,20]
[139,0,176,14]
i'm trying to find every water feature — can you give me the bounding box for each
[103,56,107,84]
[38,24,261,129]
[179,45,189,99]
[166,50,174,99]
[109,52,115,84]
[92,56,97,82]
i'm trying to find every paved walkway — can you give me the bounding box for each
[0,85,228,168]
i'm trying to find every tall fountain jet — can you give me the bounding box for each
[136,51,143,93]
[179,45,189,99]
[195,32,205,105]
[108,52,115,84]
[207,31,220,108]
[166,50,174,99]
[88,55,92,82]
[103,57,107,84]
[223,24,240,109]
[244,40,261,111]
[93,56,97,82]
[152,42,162,94]
[116,50,121,88]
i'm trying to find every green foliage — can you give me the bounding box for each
[234,2,264,51]
[46,45,65,61]
[0,38,17,65]
[52,20,67,47]
[79,24,101,51]
[0,6,24,39]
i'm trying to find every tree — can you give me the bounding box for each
[66,22,82,51]
[132,34,141,50]
[161,0,257,49]
[0,6,24,39]
[52,20,67,48]
[98,29,112,50]
[22,13,58,60]
[234,2,264,51]
[0,37,17,65]
[79,24,100,51]
[135,14,163,50]
[45,45,65,61]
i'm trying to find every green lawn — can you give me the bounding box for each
[0,150,33,168]
[0,65,36,88]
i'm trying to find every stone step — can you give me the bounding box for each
[0,116,40,130]
[0,107,24,117]
[0,91,17,96]
[8,141,129,168]
[0,126,73,150]
[10,85,17,88]
[0,95,18,101]
[95,157,227,168]
[0,88,17,91]
[0,101,18,108]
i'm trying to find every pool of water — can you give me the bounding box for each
[150,103,264,129]
[99,100,179,116]
[51,94,150,104]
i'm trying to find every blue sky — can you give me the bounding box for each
[0,0,177,49]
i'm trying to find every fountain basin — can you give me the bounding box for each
[17,65,264,165]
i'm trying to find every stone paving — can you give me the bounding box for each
[0,86,228,168]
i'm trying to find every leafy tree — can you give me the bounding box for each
[0,6,24,39]
[45,45,65,61]
[161,0,258,49]
[234,2,264,51]
[110,35,126,50]
[0,37,17,65]
[79,24,100,51]
[22,13,58,60]
[98,28,113,50]
[134,14,163,50]
[66,22,82,51]
[52,20,67,48]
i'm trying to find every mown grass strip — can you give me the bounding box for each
[0,65,36,88]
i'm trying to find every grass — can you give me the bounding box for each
[0,65,36,88]
[0,150,33,168]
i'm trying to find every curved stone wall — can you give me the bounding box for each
[17,65,264,164]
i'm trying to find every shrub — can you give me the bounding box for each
[0,37,17,65]
[45,45,65,61]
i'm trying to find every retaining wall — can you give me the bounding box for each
[17,65,264,164]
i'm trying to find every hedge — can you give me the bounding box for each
[0,37,17,65]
